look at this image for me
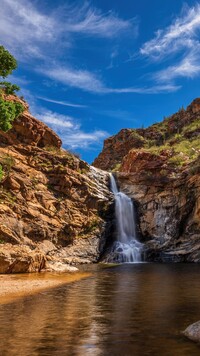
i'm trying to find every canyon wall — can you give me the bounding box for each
[0,95,113,272]
[94,98,200,262]
[0,94,200,271]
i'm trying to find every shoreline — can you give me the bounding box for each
[0,271,91,304]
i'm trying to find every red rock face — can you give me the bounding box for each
[93,129,145,170]
[93,98,200,262]
[120,150,169,174]
[0,96,112,272]
[93,98,200,171]
[187,98,200,114]
[1,94,62,148]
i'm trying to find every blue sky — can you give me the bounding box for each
[1,0,200,162]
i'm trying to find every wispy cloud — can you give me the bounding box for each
[140,4,200,60]
[39,66,106,93]
[64,2,136,38]
[0,0,58,60]
[34,107,108,149]
[9,75,30,86]
[106,47,119,69]
[108,84,180,93]
[154,51,200,82]
[36,96,87,108]
[36,110,77,129]
[61,130,108,149]
[0,0,135,61]
[140,4,200,83]
[40,65,179,94]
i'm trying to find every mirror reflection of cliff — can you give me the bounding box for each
[1,265,200,355]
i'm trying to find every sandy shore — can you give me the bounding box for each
[0,271,91,304]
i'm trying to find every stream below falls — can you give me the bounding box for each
[1,263,200,355]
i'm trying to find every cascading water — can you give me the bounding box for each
[109,174,143,263]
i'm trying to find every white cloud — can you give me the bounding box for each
[0,0,58,60]
[106,47,119,69]
[0,0,135,61]
[108,84,180,94]
[33,107,108,149]
[155,52,200,82]
[140,4,200,84]
[140,4,200,59]
[36,96,87,108]
[9,75,30,86]
[64,3,136,38]
[36,110,77,129]
[40,66,106,93]
[61,130,108,149]
[40,65,179,93]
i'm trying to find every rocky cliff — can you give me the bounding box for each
[0,95,113,273]
[1,94,200,271]
[94,98,200,262]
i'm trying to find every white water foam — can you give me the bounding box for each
[110,174,143,263]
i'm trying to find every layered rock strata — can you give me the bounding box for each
[94,98,200,262]
[116,168,200,262]
[0,96,113,272]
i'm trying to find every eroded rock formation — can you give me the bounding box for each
[116,169,200,262]
[1,94,200,270]
[0,95,113,272]
[94,98,200,262]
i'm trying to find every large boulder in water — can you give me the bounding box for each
[183,321,200,342]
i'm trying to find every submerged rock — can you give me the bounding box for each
[45,261,78,272]
[183,321,200,342]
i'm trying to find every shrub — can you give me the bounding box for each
[168,155,185,167]
[0,81,20,95]
[82,218,100,234]
[0,188,16,206]
[112,163,121,172]
[0,154,15,174]
[0,98,24,131]
[0,165,3,182]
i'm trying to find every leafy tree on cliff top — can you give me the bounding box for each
[0,46,17,78]
[0,45,23,132]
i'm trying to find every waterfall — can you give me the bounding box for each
[109,174,143,263]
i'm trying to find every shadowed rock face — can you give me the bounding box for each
[116,170,200,262]
[94,98,200,262]
[0,96,113,272]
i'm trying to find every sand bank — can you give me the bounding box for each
[0,271,91,304]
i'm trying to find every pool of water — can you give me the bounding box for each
[1,263,200,355]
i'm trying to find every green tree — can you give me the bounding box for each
[0,82,20,95]
[0,46,17,78]
[0,46,24,132]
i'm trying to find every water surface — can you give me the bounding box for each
[1,264,200,355]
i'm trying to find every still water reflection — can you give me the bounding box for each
[1,264,200,355]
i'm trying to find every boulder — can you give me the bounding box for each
[183,321,200,342]
[0,244,45,273]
